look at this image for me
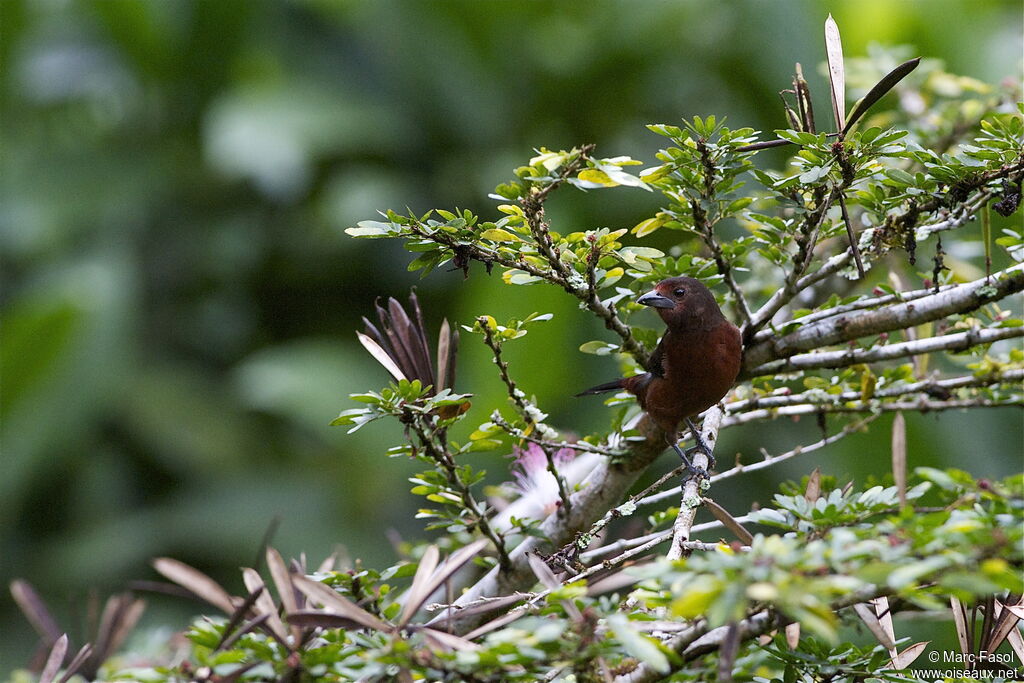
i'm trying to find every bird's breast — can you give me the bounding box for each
[655,323,742,417]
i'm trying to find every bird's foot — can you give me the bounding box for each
[685,417,717,471]
[684,444,716,471]
[670,441,708,480]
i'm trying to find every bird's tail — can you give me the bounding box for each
[575,379,625,397]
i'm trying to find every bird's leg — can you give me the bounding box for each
[667,436,703,478]
[685,417,716,470]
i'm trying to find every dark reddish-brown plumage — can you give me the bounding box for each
[579,276,742,445]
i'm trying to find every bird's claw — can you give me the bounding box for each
[670,442,709,480]
[685,444,716,471]
[684,417,716,471]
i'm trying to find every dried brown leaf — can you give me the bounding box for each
[1006,624,1024,663]
[843,58,921,134]
[985,598,1023,652]
[527,553,561,591]
[527,552,581,621]
[317,551,340,574]
[785,622,800,650]
[950,597,971,655]
[292,575,392,633]
[357,332,406,382]
[872,596,896,652]
[265,547,303,643]
[407,290,436,385]
[94,594,145,662]
[804,468,822,502]
[242,568,288,644]
[425,594,523,628]
[890,641,929,670]
[586,571,641,596]
[853,602,896,651]
[824,14,846,131]
[39,634,68,683]
[891,413,907,507]
[436,319,455,392]
[220,614,272,652]
[152,558,236,615]
[286,611,365,630]
[399,545,440,627]
[717,622,740,683]
[56,644,93,683]
[10,580,62,643]
[418,626,482,652]
[704,499,755,545]
[463,608,527,641]
[399,539,488,628]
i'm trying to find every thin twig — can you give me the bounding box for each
[489,414,624,457]
[693,139,753,325]
[409,416,512,571]
[725,369,1023,414]
[745,325,1023,376]
[479,322,572,514]
[636,415,879,508]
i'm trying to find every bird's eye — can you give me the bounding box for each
[674,288,686,297]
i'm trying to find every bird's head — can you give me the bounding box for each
[636,276,725,330]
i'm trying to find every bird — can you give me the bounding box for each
[577,276,742,472]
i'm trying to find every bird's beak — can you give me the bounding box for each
[636,290,675,309]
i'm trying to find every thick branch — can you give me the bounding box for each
[743,265,1024,370]
[430,416,671,632]
[749,281,961,346]
[744,188,994,338]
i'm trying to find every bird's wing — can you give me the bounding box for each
[647,335,667,378]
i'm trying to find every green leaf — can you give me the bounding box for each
[502,270,542,285]
[608,614,671,674]
[345,220,393,237]
[480,228,520,242]
[579,340,620,355]
[633,216,666,237]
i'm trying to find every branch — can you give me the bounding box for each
[748,281,960,346]
[408,416,512,571]
[636,414,879,509]
[744,186,835,337]
[616,585,890,682]
[745,325,1023,377]
[743,264,1024,371]
[726,369,1024,413]
[743,188,994,338]
[692,139,752,325]
[667,406,723,560]
[720,395,1023,428]
[489,414,624,457]
[430,415,672,632]
[580,517,750,563]
[479,321,572,513]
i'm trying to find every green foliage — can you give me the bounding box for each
[83,471,1022,681]
[6,5,1023,681]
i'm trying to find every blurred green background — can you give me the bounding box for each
[1,0,1021,668]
